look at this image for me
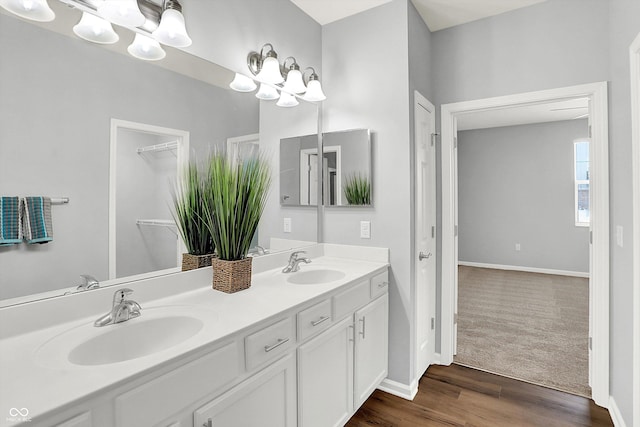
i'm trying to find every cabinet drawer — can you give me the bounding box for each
[115,341,241,427]
[298,299,332,341]
[370,270,389,299]
[333,280,370,320]
[55,412,91,427]
[245,317,295,371]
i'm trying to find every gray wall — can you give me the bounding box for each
[322,0,413,384]
[432,0,639,423]
[458,120,590,273]
[0,13,258,300]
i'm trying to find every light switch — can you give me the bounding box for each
[515,243,521,251]
[284,217,292,233]
[616,225,623,247]
[360,221,371,239]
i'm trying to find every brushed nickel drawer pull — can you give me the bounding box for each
[378,281,388,288]
[359,317,366,339]
[203,418,213,427]
[311,316,330,327]
[264,337,289,353]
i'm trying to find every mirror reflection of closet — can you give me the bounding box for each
[109,120,189,279]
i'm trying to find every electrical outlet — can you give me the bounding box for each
[515,243,521,251]
[283,217,292,233]
[360,221,371,239]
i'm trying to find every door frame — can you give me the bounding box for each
[413,90,437,384]
[299,146,341,206]
[440,82,610,407]
[108,119,189,279]
[630,32,640,427]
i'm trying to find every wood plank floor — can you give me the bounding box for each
[346,364,613,427]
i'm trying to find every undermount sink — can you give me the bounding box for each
[286,269,346,285]
[35,306,213,368]
[68,315,203,365]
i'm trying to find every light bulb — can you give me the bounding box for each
[98,0,145,27]
[283,68,307,94]
[255,83,279,101]
[152,8,191,47]
[127,33,166,61]
[255,56,283,85]
[0,0,54,22]
[229,73,257,92]
[303,79,326,102]
[276,91,299,108]
[73,12,119,44]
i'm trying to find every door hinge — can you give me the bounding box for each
[454,225,458,237]
[453,137,458,149]
[454,313,458,324]
[430,133,439,146]
[431,317,435,330]
[588,125,592,138]
[590,230,593,244]
[431,225,435,238]
[589,337,593,351]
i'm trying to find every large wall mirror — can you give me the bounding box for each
[280,129,372,207]
[0,4,318,306]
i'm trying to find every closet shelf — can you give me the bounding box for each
[136,141,178,154]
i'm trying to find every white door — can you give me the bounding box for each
[297,317,354,427]
[227,133,259,166]
[354,294,388,408]
[414,93,437,377]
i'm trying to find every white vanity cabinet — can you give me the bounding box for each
[298,271,389,427]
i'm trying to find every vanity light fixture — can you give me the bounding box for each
[229,73,258,92]
[97,0,145,28]
[152,0,191,48]
[127,33,166,61]
[282,57,307,94]
[73,12,119,44]
[0,0,54,22]
[302,67,326,102]
[232,42,326,107]
[255,83,280,101]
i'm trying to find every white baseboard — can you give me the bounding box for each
[378,378,418,401]
[458,261,589,278]
[608,396,628,427]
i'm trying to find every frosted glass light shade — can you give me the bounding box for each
[229,73,257,92]
[98,0,145,27]
[127,33,166,61]
[152,9,191,47]
[283,69,306,94]
[303,79,326,102]
[255,83,279,101]
[0,0,54,22]
[276,91,299,108]
[255,56,283,84]
[73,13,119,44]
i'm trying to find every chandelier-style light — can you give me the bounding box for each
[97,0,145,27]
[152,0,191,48]
[73,12,119,44]
[231,42,326,108]
[127,33,166,61]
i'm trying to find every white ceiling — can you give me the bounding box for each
[290,0,548,31]
[456,98,589,131]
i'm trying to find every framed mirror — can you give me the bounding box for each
[279,129,372,207]
[0,5,318,306]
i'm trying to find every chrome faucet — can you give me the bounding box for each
[94,288,142,327]
[282,251,311,273]
[77,274,100,291]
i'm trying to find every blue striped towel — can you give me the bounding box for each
[0,197,22,246]
[22,196,53,244]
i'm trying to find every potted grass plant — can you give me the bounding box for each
[172,162,215,271]
[203,151,271,293]
[344,173,371,205]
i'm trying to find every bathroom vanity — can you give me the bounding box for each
[0,244,389,427]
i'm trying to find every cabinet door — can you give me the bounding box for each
[297,317,354,427]
[194,354,296,427]
[354,293,388,408]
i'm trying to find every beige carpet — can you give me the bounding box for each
[454,265,591,397]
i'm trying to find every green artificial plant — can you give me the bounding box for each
[344,173,371,205]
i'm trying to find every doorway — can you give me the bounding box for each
[440,82,610,407]
[414,91,437,381]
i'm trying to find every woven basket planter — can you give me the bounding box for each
[182,253,214,271]
[212,257,253,293]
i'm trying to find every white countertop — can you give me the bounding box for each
[0,248,388,425]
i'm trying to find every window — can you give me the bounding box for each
[574,140,590,226]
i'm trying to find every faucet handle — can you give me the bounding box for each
[113,288,134,305]
[289,250,307,261]
[77,274,100,290]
